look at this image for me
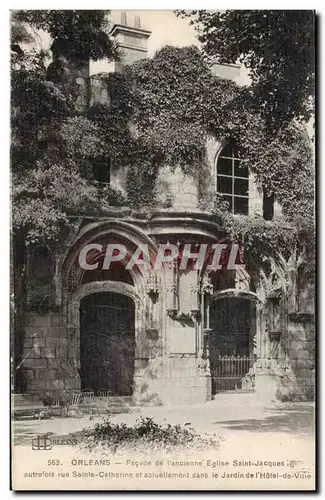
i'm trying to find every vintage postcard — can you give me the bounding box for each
[11,9,315,491]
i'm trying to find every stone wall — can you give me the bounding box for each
[155,166,199,210]
[17,213,315,406]
[89,73,110,107]
[282,316,315,401]
[134,356,210,406]
[20,311,79,396]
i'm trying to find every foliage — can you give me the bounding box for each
[11,11,125,242]
[176,10,315,131]
[90,45,313,238]
[11,27,314,262]
[79,416,223,454]
[89,46,246,207]
[221,212,298,266]
[13,10,118,61]
[11,10,35,50]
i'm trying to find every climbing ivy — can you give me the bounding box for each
[89,45,314,256]
[12,37,314,263]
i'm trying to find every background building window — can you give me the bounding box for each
[263,189,275,220]
[216,143,249,215]
[93,157,110,187]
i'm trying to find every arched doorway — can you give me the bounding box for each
[209,296,256,394]
[80,292,135,395]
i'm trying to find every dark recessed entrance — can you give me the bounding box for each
[80,292,135,395]
[209,297,255,393]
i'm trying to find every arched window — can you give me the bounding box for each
[216,143,249,215]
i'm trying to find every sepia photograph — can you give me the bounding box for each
[10,9,316,491]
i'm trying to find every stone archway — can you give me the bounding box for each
[59,221,161,397]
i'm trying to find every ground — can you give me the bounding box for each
[13,393,315,445]
[12,394,315,490]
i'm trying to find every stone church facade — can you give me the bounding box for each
[14,14,315,405]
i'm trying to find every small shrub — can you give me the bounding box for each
[79,416,224,454]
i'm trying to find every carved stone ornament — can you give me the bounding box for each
[166,282,177,293]
[145,270,159,297]
[163,260,178,270]
[268,329,282,343]
[67,263,80,293]
[268,329,282,358]
[235,265,251,292]
[190,284,200,294]
[202,276,214,295]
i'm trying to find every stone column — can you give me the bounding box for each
[157,267,210,405]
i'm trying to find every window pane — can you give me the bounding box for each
[220,144,234,158]
[234,178,249,196]
[217,175,232,194]
[234,160,249,177]
[217,156,232,175]
[234,196,249,215]
[221,195,232,211]
[232,144,244,158]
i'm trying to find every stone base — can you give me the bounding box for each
[254,358,315,402]
[254,373,280,402]
[133,356,211,405]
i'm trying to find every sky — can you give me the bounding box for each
[32,10,250,85]
[90,10,200,74]
[35,11,198,65]
[26,10,313,136]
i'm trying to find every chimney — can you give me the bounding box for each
[110,12,151,72]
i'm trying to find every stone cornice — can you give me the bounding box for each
[67,211,226,243]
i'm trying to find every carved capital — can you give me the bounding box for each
[190,284,200,294]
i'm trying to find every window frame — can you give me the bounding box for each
[92,157,111,188]
[215,144,249,215]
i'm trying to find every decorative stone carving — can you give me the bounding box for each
[166,280,177,315]
[67,263,80,294]
[190,283,200,294]
[145,270,159,299]
[260,254,292,301]
[201,276,214,295]
[163,260,178,270]
[145,270,160,334]
[190,283,200,312]
[166,282,177,293]
[167,310,195,325]
[235,265,251,292]
[267,329,282,358]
